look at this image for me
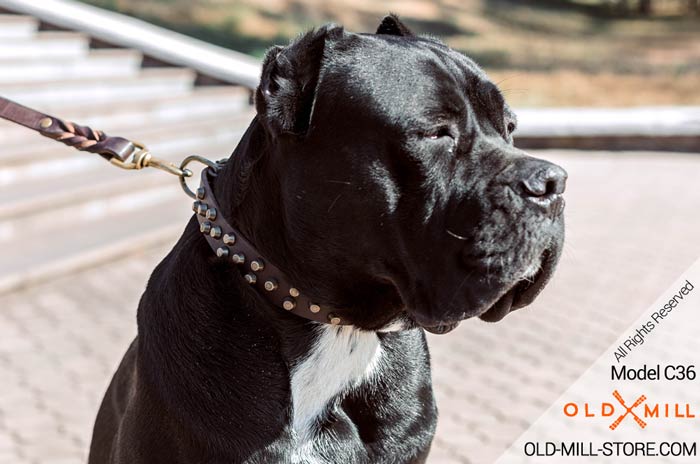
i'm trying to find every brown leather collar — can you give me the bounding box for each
[194,166,347,326]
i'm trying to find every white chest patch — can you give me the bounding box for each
[289,325,382,443]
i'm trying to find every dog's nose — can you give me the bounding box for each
[518,159,567,209]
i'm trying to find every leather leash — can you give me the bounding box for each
[0,96,187,176]
[0,95,346,326]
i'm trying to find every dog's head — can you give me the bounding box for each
[251,16,566,333]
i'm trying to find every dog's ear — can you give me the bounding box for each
[376,14,414,37]
[255,25,343,136]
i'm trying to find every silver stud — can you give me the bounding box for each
[328,313,341,325]
[39,117,52,129]
[200,221,212,234]
[244,273,257,284]
[250,259,265,272]
[205,208,217,220]
[210,226,222,239]
[196,202,208,216]
[196,187,206,199]
[289,287,300,297]
[192,200,201,213]
[231,253,245,264]
[264,279,278,291]
[282,298,296,310]
[309,303,321,313]
[223,233,236,245]
[216,246,229,258]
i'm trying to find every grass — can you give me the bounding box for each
[79,0,700,106]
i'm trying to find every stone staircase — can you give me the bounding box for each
[0,12,257,293]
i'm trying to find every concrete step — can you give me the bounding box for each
[0,68,195,106]
[0,109,254,169]
[0,86,251,145]
[0,49,143,83]
[0,167,183,225]
[0,14,38,39]
[0,121,252,221]
[0,139,241,295]
[0,31,88,60]
[0,184,191,294]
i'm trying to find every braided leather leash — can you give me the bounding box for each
[0,95,347,326]
[0,96,186,176]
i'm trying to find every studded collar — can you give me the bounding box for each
[192,166,346,326]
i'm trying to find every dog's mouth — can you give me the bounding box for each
[420,278,529,334]
[417,247,558,334]
[478,248,556,323]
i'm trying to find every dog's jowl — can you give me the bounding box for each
[88,15,566,464]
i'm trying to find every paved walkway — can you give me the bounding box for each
[1,149,700,464]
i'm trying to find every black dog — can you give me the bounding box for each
[88,15,566,464]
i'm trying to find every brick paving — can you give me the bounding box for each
[1,149,700,464]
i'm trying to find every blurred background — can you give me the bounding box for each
[0,1,698,464]
[81,0,700,106]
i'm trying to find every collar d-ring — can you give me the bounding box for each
[179,155,221,199]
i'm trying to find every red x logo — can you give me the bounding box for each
[609,390,647,430]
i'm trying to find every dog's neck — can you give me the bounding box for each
[212,118,291,276]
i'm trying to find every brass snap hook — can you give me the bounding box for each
[107,141,220,199]
[109,141,194,179]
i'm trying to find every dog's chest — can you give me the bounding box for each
[289,325,381,443]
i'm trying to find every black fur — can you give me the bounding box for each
[89,14,565,464]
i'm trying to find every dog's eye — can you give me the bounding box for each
[425,126,454,140]
[506,121,516,135]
